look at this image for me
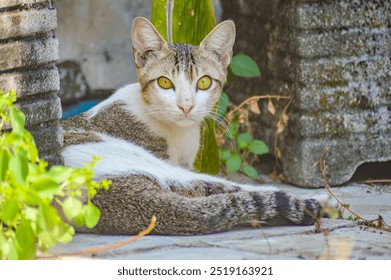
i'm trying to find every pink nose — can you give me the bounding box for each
[178,105,193,117]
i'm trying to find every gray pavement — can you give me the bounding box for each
[50,183,391,260]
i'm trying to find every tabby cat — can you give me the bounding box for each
[61,17,323,235]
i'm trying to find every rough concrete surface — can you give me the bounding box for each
[222,0,391,188]
[49,183,391,260]
[0,0,62,166]
[55,0,151,98]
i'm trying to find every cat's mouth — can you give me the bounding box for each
[173,113,202,127]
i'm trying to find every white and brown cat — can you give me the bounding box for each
[61,17,323,234]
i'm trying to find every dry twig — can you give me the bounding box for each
[38,215,157,259]
[319,148,391,232]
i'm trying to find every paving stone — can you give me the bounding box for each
[49,184,391,260]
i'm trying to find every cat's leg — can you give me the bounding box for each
[82,174,322,235]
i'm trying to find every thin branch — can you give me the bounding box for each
[358,179,391,184]
[228,95,291,116]
[320,148,367,221]
[38,215,156,259]
[319,149,391,232]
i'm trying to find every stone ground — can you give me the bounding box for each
[49,181,391,260]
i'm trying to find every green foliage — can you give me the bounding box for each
[229,54,261,78]
[0,90,110,259]
[152,0,215,45]
[219,114,269,180]
[218,54,268,180]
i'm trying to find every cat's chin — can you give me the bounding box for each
[173,118,200,128]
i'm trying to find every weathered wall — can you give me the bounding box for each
[55,0,151,104]
[222,0,391,187]
[0,0,63,165]
[54,0,223,105]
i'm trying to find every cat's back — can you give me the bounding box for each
[61,83,168,159]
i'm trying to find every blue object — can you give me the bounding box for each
[62,100,100,120]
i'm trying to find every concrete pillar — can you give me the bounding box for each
[0,0,63,165]
[222,0,391,187]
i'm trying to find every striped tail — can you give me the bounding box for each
[82,175,323,235]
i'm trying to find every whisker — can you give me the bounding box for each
[206,113,237,152]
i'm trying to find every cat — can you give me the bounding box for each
[61,17,323,235]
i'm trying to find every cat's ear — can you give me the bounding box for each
[199,20,236,68]
[131,17,168,67]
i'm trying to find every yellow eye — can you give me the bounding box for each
[158,76,173,89]
[197,75,212,90]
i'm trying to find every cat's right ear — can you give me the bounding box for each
[131,17,168,67]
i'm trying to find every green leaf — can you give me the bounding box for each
[194,118,220,175]
[226,154,242,173]
[0,149,10,180]
[73,212,85,227]
[219,149,231,162]
[9,107,26,134]
[238,132,252,149]
[229,54,261,78]
[30,176,60,200]
[15,219,36,260]
[243,165,259,180]
[152,0,216,45]
[57,226,74,243]
[62,197,83,221]
[224,121,239,140]
[0,198,20,225]
[217,92,230,117]
[1,239,19,260]
[9,152,28,183]
[45,166,73,183]
[84,202,101,229]
[249,140,269,155]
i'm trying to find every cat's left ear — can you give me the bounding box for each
[199,20,236,68]
[131,17,168,67]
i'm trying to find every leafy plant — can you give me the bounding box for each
[0,90,110,260]
[215,54,269,180]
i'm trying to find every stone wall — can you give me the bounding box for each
[55,0,151,104]
[0,0,63,165]
[222,0,391,187]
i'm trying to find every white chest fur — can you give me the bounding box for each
[86,83,201,168]
[164,124,200,168]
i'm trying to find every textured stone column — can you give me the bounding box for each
[0,0,63,165]
[222,0,391,187]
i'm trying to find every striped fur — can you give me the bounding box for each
[61,17,323,235]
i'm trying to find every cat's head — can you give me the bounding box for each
[131,17,235,127]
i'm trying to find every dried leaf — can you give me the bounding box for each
[276,119,285,134]
[249,100,261,114]
[275,147,282,159]
[267,99,276,115]
[238,110,247,124]
[269,171,284,182]
[282,112,289,124]
[226,112,234,123]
